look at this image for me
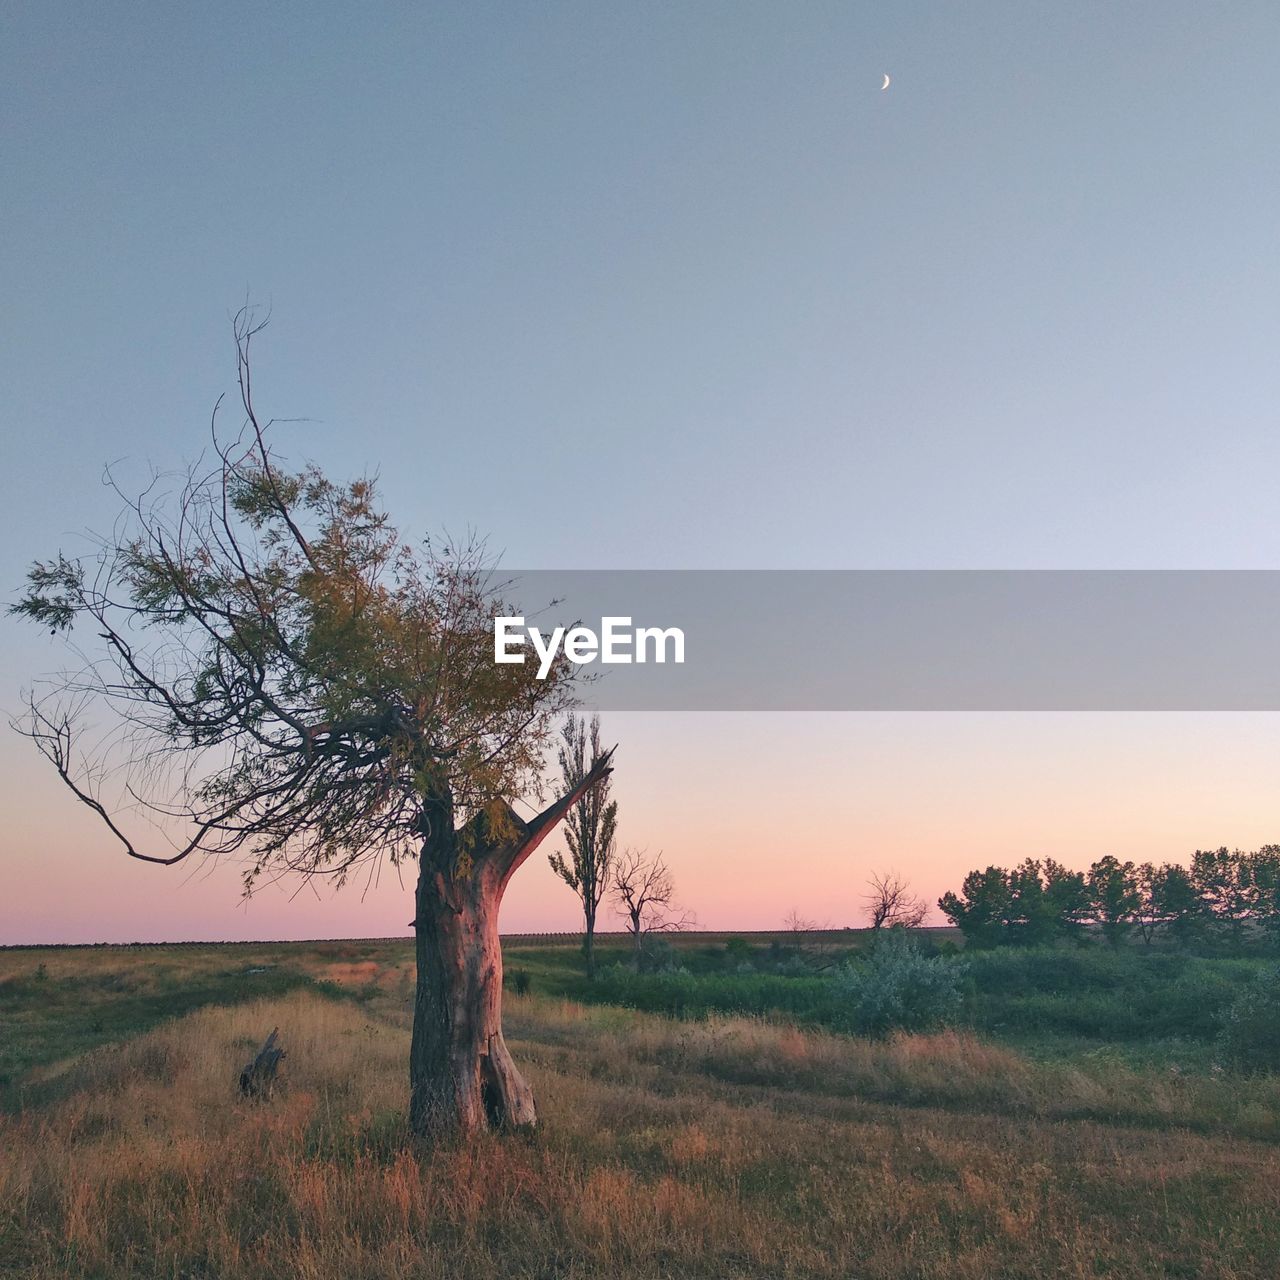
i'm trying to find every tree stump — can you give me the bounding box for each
[239,1028,286,1098]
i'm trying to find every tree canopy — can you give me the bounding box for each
[11,312,576,893]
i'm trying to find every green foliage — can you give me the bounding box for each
[939,860,1089,947]
[939,867,1010,948]
[1219,964,1280,1073]
[569,938,1270,1054]
[941,848,1280,951]
[0,952,317,1109]
[637,936,680,973]
[831,931,965,1037]
[1087,856,1142,946]
[10,315,581,889]
[547,713,617,975]
[963,946,1258,1041]
[587,966,840,1023]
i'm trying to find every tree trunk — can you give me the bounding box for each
[583,901,597,980]
[406,750,615,1139]
[409,854,534,1136]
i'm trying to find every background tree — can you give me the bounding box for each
[783,907,817,935]
[1191,848,1252,950]
[941,860,1088,947]
[611,848,693,967]
[1149,862,1203,948]
[863,870,928,931]
[1020,858,1090,945]
[773,911,834,967]
[1087,856,1142,946]
[10,313,611,1137]
[939,866,1012,948]
[1133,862,1163,945]
[548,712,617,978]
[1248,846,1280,941]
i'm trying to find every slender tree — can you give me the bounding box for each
[9,312,612,1137]
[1134,862,1162,945]
[548,713,617,978]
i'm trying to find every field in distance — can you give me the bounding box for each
[2,935,1279,1279]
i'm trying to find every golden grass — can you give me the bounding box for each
[3,979,1280,1279]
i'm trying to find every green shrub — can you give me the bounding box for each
[832,931,966,1037]
[1219,964,1280,1072]
[586,966,839,1022]
[638,936,681,973]
[960,947,1260,1041]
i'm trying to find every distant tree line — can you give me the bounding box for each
[938,848,1280,950]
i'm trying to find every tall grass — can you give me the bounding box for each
[4,975,1280,1278]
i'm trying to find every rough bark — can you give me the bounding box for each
[630,908,643,967]
[408,752,613,1138]
[409,855,533,1134]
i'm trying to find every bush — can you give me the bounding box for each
[832,931,966,1037]
[637,936,681,973]
[962,947,1259,1041]
[1219,964,1280,1072]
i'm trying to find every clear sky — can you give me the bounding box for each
[3,2,1280,943]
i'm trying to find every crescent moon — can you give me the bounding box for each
[881,73,891,91]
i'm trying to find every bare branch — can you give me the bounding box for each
[863,870,929,930]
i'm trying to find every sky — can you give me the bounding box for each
[3,2,1280,944]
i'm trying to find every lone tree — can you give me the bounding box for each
[611,847,693,966]
[10,313,611,1137]
[548,713,617,978]
[863,870,928,931]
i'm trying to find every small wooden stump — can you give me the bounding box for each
[239,1028,286,1099]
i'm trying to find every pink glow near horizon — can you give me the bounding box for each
[4,712,1280,946]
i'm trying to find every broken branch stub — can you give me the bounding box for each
[239,1027,286,1099]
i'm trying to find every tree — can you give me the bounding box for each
[1133,862,1163,945]
[9,312,612,1137]
[1019,858,1089,945]
[939,866,1012,948]
[611,848,693,966]
[1087,856,1141,946]
[940,860,1088,947]
[548,713,618,979]
[780,907,829,970]
[863,870,928,931]
[1248,846,1280,941]
[1191,848,1252,949]
[1150,861,1203,948]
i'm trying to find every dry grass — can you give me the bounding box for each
[3,968,1280,1279]
[515,1001,1280,1141]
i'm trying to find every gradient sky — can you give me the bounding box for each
[3,2,1280,943]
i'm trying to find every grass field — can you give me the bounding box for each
[2,936,1279,1278]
